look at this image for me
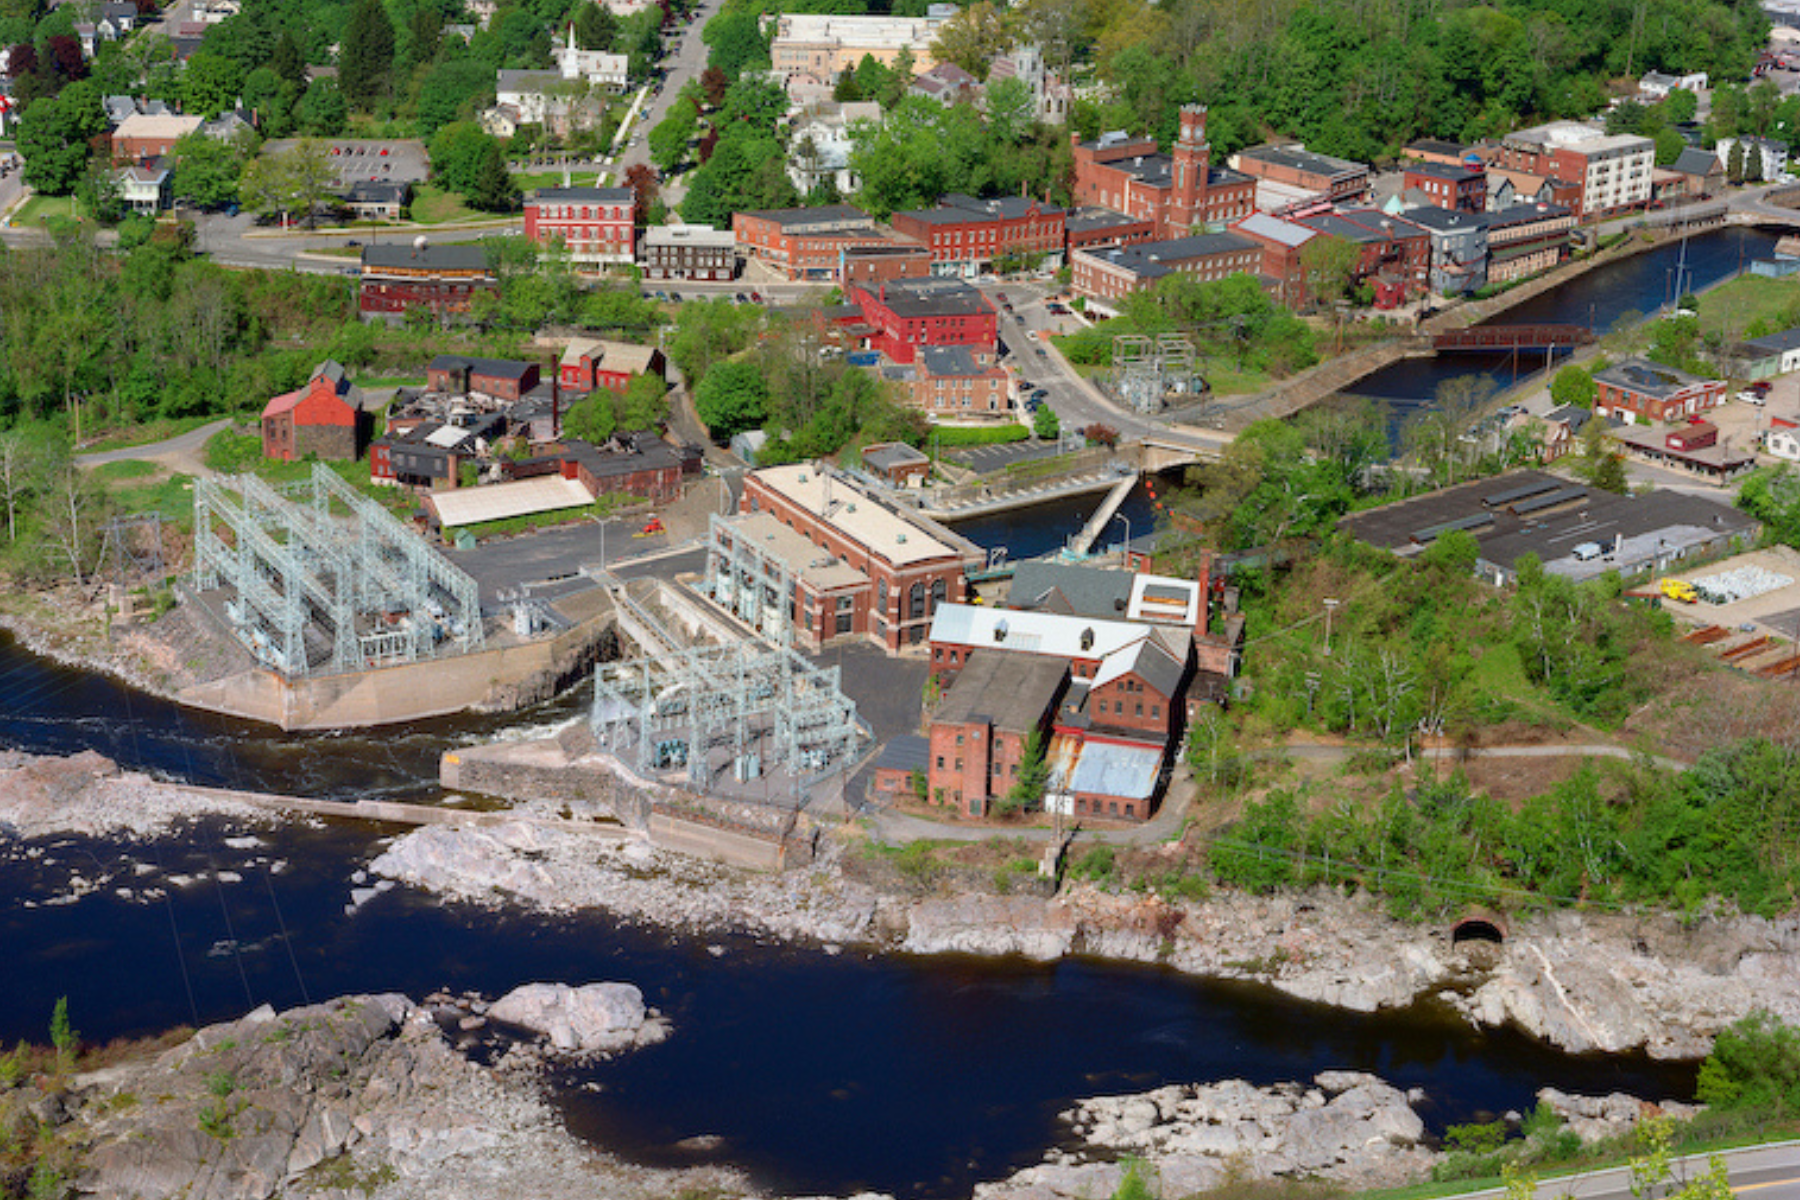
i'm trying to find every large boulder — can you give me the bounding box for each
[487,982,669,1055]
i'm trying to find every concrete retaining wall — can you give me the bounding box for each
[176,615,611,731]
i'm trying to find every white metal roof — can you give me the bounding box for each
[928,603,1152,659]
[1236,211,1317,247]
[1062,738,1162,801]
[430,475,593,528]
[1127,574,1200,627]
[425,425,472,448]
[752,463,964,567]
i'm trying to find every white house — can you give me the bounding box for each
[1764,418,1800,462]
[1639,69,1708,99]
[786,100,879,197]
[115,163,171,213]
[495,70,608,133]
[1716,135,1789,180]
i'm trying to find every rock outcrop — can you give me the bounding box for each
[0,749,262,840]
[365,821,1800,1062]
[486,982,668,1055]
[976,1072,1434,1200]
[1535,1088,1705,1144]
[64,992,731,1200]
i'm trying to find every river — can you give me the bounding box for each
[1347,225,1783,425]
[0,631,1697,1199]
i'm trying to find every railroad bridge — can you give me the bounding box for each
[1431,323,1595,353]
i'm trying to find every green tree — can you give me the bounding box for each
[416,59,495,136]
[618,371,668,429]
[270,29,306,86]
[928,0,1010,79]
[693,359,769,440]
[701,7,768,77]
[1728,140,1746,184]
[1000,727,1050,813]
[1299,235,1359,308]
[15,79,104,196]
[338,0,396,110]
[294,78,349,135]
[574,1,618,50]
[1033,403,1060,440]
[467,138,520,211]
[1696,1010,1800,1112]
[172,131,247,209]
[985,75,1034,145]
[49,996,76,1070]
[1549,365,1595,409]
[1664,88,1699,124]
[648,96,698,172]
[180,51,244,117]
[563,389,617,442]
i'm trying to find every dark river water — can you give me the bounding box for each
[1348,225,1783,425]
[0,632,1697,1199]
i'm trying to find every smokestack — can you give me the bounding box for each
[1194,551,1213,639]
[550,353,561,438]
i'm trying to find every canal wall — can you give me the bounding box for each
[173,603,615,732]
[441,732,816,872]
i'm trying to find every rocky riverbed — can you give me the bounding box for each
[22,990,745,1200]
[365,817,1800,1062]
[0,749,266,841]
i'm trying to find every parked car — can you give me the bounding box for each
[1738,389,1767,406]
[750,291,763,303]
[669,291,684,302]
[1750,380,1774,397]
[735,292,749,303]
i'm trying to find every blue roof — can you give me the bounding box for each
[1065,739,1162,801]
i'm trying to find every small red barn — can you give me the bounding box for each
[261,361,368,462]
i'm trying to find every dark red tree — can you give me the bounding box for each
[7,42,37,78]
[699,65,728,108]
[47,34,87,81]
[624,161,659,221]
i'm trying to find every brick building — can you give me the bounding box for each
[1071,106,1255,239]
[110,112,202,163]
[639,223,735,280]
[1230,211,1320,309]
[729,463,984,650]
[553,430,696,503]
[849,276,997,364]
[359,243,498,321]
[1484,203,1573,285]
[734,205,903,280]
[523,185,636,266]
[927,652,1068,818]
[260,361,367,462]
[1229,144,1370,206]
[1069,231,1260,306]
[882,344,1011,419]
[863,442,931,487]
[1065,207,1157,256]
[558,339,665,393]
[889,193,1067,277]
[839,241,934,288]
[1292,209,1430,305]
[426,355,540,401]
[1402,160,1487,213]
[1489,123,1654,220]
[1592,358,1727,424]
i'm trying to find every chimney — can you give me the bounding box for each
[1194,551,1213,638]
[550,353,561,437]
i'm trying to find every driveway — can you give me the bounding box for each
[76,418,233,478]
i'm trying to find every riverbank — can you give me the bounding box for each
[7,746,1794,1065]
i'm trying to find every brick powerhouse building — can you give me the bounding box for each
[1593,358,1727,423]
[1229,143,1370,205]
[360,243,497,320]
[261,361,367,462]
[1071,106,1255,239]
[523,186,636,266]
[928,652,1068,818]
[735,463,982,649]
[555,430,695,503]
[734,205,900,280]
[889,194,1067,278]
[849,277,997,364]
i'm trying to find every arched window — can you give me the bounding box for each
[930,578,946,613]
[909,581,926,620]
[877,578,888,614]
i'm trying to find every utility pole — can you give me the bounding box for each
[1322,597,1340,656]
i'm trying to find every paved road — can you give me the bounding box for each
[1470,1140,1800,1200]
[610,0,726,202]
[75,418,233,477]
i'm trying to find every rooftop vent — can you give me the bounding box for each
[994,619,1009,642]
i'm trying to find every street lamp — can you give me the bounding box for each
[1112,512,1131,561]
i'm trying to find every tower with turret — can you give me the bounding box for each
[1169,104,1211,237]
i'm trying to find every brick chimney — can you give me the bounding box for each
[1193,550,1214,639]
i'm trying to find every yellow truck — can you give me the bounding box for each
[1660,578,1697,603]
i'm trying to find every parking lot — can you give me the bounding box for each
[945,439,1065,473]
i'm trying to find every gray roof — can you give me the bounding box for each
[873,734,930,774]
[1235,143,1367,181]
[934,651,1067,735]
[1485,202,1572,229]
[1406,138,1469,157]
[1066,206,1148,234]
[1672,147,1722,176]
[529,186,633,203]
[917,344,993,377]
[1593,357,1715,400]
[1009,562,1136,620]
[1398,206,1491,233]
[345,179,408,203]
[898,192,1066,225]
[363,243,491,273]
[742,203,868,228]
[1064,739,1161,802]
[869,277,991,319]
[1084,232,1258,280]
[563,430,688,481]
[863,442,929,472]
[1742,326,1800,355]
[428,354,534,379]
[1407,160,1484,182]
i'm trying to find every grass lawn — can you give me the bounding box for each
[1694,273,1800,341]
[107,473,201,529]
[1205,365,1276,395]
[9,193,88,228]
[408,185,516,226]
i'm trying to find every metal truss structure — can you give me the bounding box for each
[100,513,166,583]
[192,463,484,676]
[1113,333,1199,413]
[591,639,864,795]
[703,513,794,646]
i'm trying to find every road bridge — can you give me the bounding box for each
[1432,323,1594,353]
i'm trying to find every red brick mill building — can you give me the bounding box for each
[359,242,498,321]
[848,277,998,365]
